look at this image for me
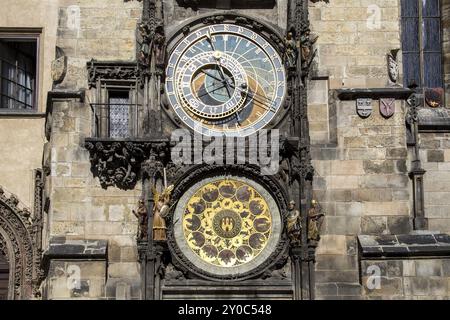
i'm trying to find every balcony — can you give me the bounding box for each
[85,102,171,190]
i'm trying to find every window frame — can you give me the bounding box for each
[94,80,140,139]
[0,29,41,114]
[401,0,444,91]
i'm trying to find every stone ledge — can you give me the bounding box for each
[336,88,413,100]
[44,237,108,260]
[47,89,85,104]
[418,108,450,132]
[358,233,450,258]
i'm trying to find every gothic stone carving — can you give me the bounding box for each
[387,49,400,84]
[84,140,170,190]
[0,185,43,299]
[87,60,139,88]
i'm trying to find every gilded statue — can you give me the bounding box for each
[308,199,324,242]
[286,200,302,246]
[152,184,174,241]
[133,199,148,240]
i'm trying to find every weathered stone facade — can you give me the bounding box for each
[1,0,450,300]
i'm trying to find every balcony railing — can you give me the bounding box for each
[90,103,145,139]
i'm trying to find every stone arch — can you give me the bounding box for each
[0,186,42,300]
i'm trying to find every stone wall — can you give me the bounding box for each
[418,132,450,232]
[361,259,450,299]
[310,0,401,89]
[47,96,142,299]
[0,0,58,208]
[312,98,411,299]
[308,0,413,300]
[44,0,145,299]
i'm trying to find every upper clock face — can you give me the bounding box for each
[166,23,286,137]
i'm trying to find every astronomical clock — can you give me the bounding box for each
[135,0,317,301]
[160,14,291,284]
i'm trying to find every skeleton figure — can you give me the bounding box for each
[308,200,325,242]
[133,199,148,240]
[286,200,302,246]
[152,184,174,241]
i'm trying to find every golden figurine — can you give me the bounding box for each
[307,199,324,242]
[133,199,148,240]
[152,184,174,241]
[286,200,302,246]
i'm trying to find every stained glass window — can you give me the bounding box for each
[401,0,443,89]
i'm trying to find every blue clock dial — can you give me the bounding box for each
[166,24,286,137]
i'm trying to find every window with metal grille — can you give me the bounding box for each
[108,91,130,138]
[0,37,37,110]
[401,0,443,89]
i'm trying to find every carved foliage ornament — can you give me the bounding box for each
[85,140,170,190]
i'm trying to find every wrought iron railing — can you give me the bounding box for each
[90,103,145,139]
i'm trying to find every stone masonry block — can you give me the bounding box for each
[316,235,348,255]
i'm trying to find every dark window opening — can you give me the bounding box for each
[108,91,130,138]
[0,38,37,110]
[401,0,443,89]
[0,252,8,300]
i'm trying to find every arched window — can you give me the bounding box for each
[401,0,443,89]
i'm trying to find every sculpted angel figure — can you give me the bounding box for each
[152,184,174,241]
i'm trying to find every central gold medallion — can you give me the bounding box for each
[213,210,242,238]
[182,179,273,268]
